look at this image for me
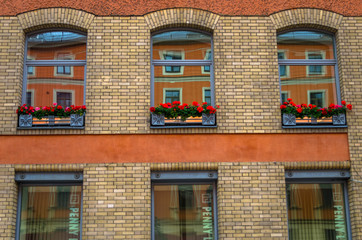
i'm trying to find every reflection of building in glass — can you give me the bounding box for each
[277,31,337,107]
[152,31,212,105]
[25,31,86,108]
[19,185,82,240]
[287,183,347,240]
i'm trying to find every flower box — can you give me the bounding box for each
[151,113,165,126]
[150,101,219,127]
[282,114,296,126]
[332,113,346,125]
[281,98,351,127]
[202,113,216,125]
[17,104,86,128]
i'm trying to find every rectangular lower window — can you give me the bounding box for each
[285,171,351,240]
[152,172,217,240]
[16,173,82,240]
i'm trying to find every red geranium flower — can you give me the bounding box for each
[341,101,346,105]
[197,107,203,113]
[287,98,292,101]
[150,107,155,112]
[192,101,199,107]
[280,105,286,109]
[297,108,302,113]
[347,104,352,110]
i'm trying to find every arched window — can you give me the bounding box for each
[151,30,214,107]
[23,30,86,108]
[277,30,340,108]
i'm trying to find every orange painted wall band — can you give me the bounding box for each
[0,133,349,164]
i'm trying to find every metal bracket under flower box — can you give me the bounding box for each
[151,113,217,128]
[282,113,347,128]
[18,114,85,129]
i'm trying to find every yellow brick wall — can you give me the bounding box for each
[0,8,354,135]
[337,16,362,240]
[217,162,288,239]
[0,165,17,239]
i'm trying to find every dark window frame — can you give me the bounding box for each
[22,29,87,106]
[15,172,83,240]
[151,171,218,240]
[285,170,352,240]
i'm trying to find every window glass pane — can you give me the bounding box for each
[19,185,82,240]
[280,65,337,107]
[154,184,215,240]
[154,65,210,105]
[27,31,86,61]
[153,31,211,60]
[287,183,348,240]
[277,31,334,59]
[26,66,84,106]
[203,89,211,105]
[165,90,180,103]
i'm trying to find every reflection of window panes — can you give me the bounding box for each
[281,92,288,103]
[26,91,32,105]
[27,66,34,75]
[165,90,180,103]
[277,31,339,112]
[278,52,287,77]
[57,92,72,108]
[24,31,86,108]
[204,89,211,104]
[57,66,71,75]
[164,51,182,73]
[152,30,214,108]
[308,52,323,75]
[203,50,212,72]
[309,91,325,108]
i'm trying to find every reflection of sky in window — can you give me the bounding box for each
[28,31,86,43]
[277,31,333,43]
[153,31,211,44]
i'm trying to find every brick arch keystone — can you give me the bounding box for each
[17,8,95,32]
[144,8,220,32]
[270,8,343,32]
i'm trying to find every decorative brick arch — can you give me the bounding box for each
[144,8,220,32]
[17,8,95,32]
[269,8,343,32]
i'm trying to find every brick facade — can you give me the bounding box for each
[0,5,361,240]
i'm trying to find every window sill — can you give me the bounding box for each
[17,126,85,130]
[151,125,217,129]
[282,125,347,129]
[18,114,85,129]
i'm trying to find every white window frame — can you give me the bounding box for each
[26,89,35,106]
[306,50,326,76]
[54,52,75,77]
[277,50,290,78]
[281,90,289,103]
[160,50,185,75]
[202,87,211,103]
[53,89,75,106]
[307,89,326,107]
[163,88,182,104]
[202,49,212,74]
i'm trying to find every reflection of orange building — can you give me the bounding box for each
[153,37,211,105]
[26,38,86,107]
[278,40,337,107]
